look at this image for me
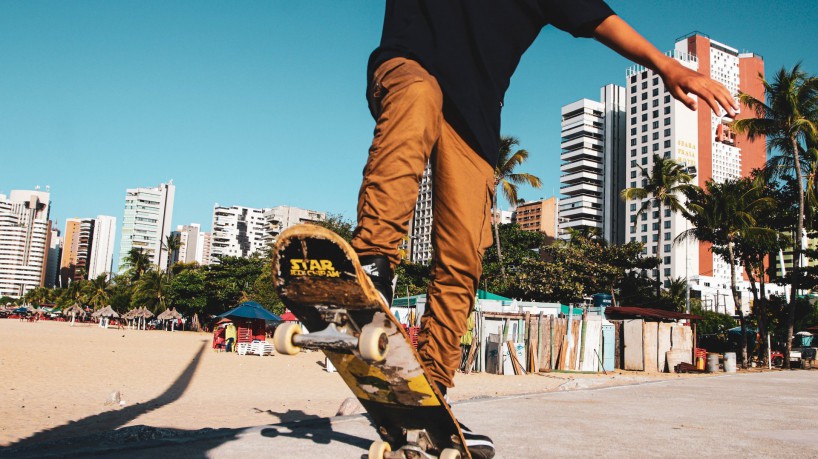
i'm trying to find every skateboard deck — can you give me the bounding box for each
[272,224,469,459]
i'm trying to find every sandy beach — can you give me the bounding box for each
[0,319,696,448]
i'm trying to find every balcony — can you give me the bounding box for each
[561,146,603,162]
[560,206,603,218]
[561,159,602,173]
[561,182,603,196]
[561,171,601,185]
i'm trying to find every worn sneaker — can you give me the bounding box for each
[435,383,495,459]
[459,422,495,459]
[358,255,395,307]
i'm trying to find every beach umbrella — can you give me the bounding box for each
[65,303,83,326]
[138,307,154,330]
[217,301,282,322]
[279,310,298,322]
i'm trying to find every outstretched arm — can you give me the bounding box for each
[593,15,738,117]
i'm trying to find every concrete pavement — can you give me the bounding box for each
[5,370,817,458]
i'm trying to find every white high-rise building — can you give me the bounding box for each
[174,223,211,265]
[263,206,325,246]
[118,181,175,272]
[88,216,117,280]
[558,85,627,243]
[199,231,212,265]
[623,33,766,315]
[210,205,268,261]
[0,189,53,298]
[408,163,434,265]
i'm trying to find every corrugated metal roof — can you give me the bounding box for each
[604,306,702,321]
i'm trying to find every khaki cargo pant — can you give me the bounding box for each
[351,58,495,388]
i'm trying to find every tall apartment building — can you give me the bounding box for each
[88,216,116,280]
[407,163,434,265]
[61,218,90,283]
[558,85,627,243]
[173,223,212,265]
[44,227,62,288]
[514,198,559,239]
[623,33,765,314]
[210,205,268,261]
[118,181,175,272]
[199,231,212,265]
[61,216,116,282]
[263,206,326,246]
[0,189,54,298]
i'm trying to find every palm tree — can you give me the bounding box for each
[125,247,151,281]
[161,233,182,274]
[678,178,775,368]
[733,64,818,366]
[621,154,695,297]
[133,270,170,313]
[83,274,112,310]
[494,136,542,280]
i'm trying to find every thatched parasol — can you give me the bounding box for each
[65,303,84,326]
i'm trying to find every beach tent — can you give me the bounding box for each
[217,301,282,322]
[217,302,281,345]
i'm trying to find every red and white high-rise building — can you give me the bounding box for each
[624,33,767,315]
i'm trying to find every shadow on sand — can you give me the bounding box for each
[1,341,369,458]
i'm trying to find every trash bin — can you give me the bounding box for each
[723,352,737,373]
[706,353,720,372]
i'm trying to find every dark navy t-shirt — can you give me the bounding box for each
[368,0,615,167]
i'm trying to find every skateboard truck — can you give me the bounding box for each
[368,430,463,459]
[273,309,390,362]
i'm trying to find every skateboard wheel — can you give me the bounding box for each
[273,323,302,355]
[359,323,389,362]
[368,440,391,459]
[440,448,461,459]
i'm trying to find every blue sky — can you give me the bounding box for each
[2,1,816,251]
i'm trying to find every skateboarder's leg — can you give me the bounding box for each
[416,121,494,389]
[351,58,443,300]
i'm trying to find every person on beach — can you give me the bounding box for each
[350,2,738,457]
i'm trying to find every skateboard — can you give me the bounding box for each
[272,224,469,459]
